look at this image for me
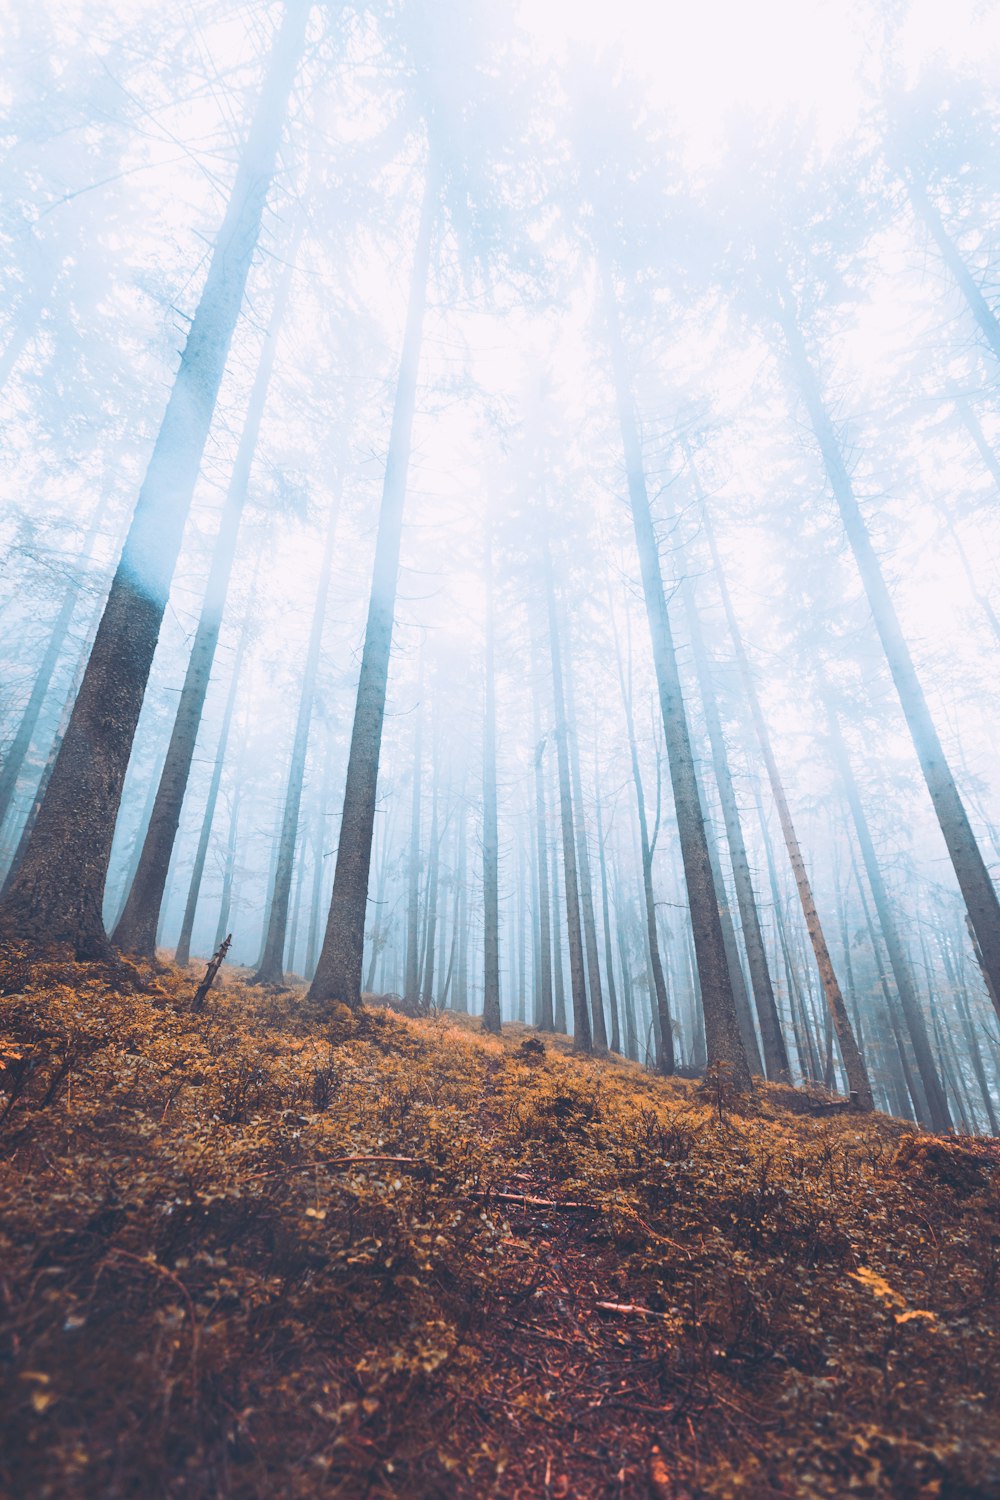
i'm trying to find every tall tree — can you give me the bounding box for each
[481,525,502,1035]
[113,231,301,956]
[770,267,1000,1030]
[308,170,436,1008]
[603,268,750,1089]
[0,0,309,956]
[253,489,339,985]
[698,483,874,1110]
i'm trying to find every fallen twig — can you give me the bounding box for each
[471,1190,591,1210]
[596,1300,673,1321]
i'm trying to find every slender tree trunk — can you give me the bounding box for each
[825,701,952,1128]
[562,629,608,1049]
[213,726,246,956]
[174,616,251,966]
[306,730,337,981]
[906,179,1000,363]
[545,548,590,1052]
[699,482,873,1109]
[531,685,554,1030]
[0,0,309,956]
[454,797,469,1012]
[675,491,790,1078]
[0,490,112,829]
[594,755,622,1053]
[609,592,674,1072]
[404,656,424,1003]
[850,846,927,1123]
[550,807,568,1035]
[775,281,1000,1030]
[615,892,640,1061]
[308,173,435,1009]
[481,528,502,1035]
[602,265,749,1088]
[253,494,338,984]
[113,230,300,956]
[420,741,441,1007]
[698,781,764,1074]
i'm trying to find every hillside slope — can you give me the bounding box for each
[1,958,998,1498]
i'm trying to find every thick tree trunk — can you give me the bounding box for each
[173,617,250,967]
[603,267,749,1089]
[698,482,873,1109]
[775,285,1000,1031]
[113,230,300,957]
[307,173,435,1010]
[253,494,338,985]
[545,549,591,1052]
[0,0,308,957]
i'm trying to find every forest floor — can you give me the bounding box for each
[1,953,999,1499]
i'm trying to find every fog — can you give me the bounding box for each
[2,0,999,1125]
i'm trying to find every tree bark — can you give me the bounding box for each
[0,0,309,957]
[774,281,1000,1032]
[481,527,502,1035]
[544,547,591,1052]
[174,614,250,966]
[253,491,338,985]
[825,700,952,1129]
[602,265,749,1089]
[113,229,300,956]
[307,172,435,1010]
[674,472,790,1079]
[698,480,873,1108]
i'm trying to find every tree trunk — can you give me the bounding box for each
[307,173,435,1009]
[602,265,749,1089]
[544,548,590,1052]
[420,739,441,1008]
[825,700,952,1129]
[174,615,251,966]
[698,480,873,1109]
[562,624,608,1049]
[775,282,1000,1031]
[306,729,337,981]
[0,490,112,830]
[550,803,568,1035]
[113,228,300,957]
[609,588,675,1073]
[253,492,338,984]
[531,685,555,1030]
[594,754,622,1053]
[674,479,790,1078]
[0,0,308,957]
[906,179,1000,363]
[481,527,502,1035]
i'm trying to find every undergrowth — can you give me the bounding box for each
[1,952,998,1498]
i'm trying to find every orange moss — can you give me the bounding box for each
[0,955,998,1497]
